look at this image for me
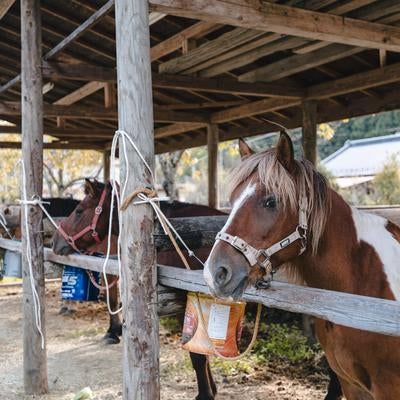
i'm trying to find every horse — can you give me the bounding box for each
[52,178,343,400]
[52,179,225,400]
[203,131,400,400]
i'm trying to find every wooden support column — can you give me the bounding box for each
[21,0,48,394]
[207,123,219,209]
[301,100,317,165]
[103,150,110,181]
[115,0,158,399]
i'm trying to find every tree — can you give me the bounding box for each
[157,150,184,201]
[373,155,400,205]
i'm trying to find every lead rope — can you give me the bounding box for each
[116,129,262,361]
[18,160,45,349]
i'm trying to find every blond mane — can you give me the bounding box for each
[229,148,331,254]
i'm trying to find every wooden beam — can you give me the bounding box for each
[302,101,317,165]
[20,0,48,394]
[159,27,264,74]
[207,124,219,209]
[0,101,209,123]
[155,122,206,139]
[115,0,159,399]
[0,1,115,96]
[103,150,110,181]
[239,44,361,83]
[0,141,104,150]
[211,98,300,124]
[41,63,304,98]
[157,100,246,110]
[379,49,387,67]
[43,0,115,60]
[150,0,400,52]
[0,0,15,20]
[150,21,217,61]
[306,62,400,100]
[149,11,166,25]
[53,81,106,105]
[158,266,400,337]
[104,83,116,108]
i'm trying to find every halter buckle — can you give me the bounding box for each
[95,206,103,215]
[92,231,98,237]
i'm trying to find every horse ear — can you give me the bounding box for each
[238,138,255,159]
[84,178,96,197]
[276,131,295,172]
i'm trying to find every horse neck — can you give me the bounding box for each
[293,190,399,300]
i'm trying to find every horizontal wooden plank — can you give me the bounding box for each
[151,21,218,61]
[42,63,304,98]
[307,61,400,100]
[150,0,400,52]
[158,265,400,337]
[0,101,209,123]
[43,0,115,61]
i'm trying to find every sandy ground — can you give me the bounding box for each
[0,284,327,400]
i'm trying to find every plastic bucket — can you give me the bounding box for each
[3,250,22,278]
[61,266,99,301]
[182,292,246,357]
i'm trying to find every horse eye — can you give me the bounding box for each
[75,208,83,216]
[263,196,277,209]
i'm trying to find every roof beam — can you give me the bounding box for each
[150,0,400,52]
[41,62,304,98]
[0,101,209,123]
[157,87,400,153]
[238,44,362,82]
[53,81,106,105]
[151,21,218,61]
[0,0,15,20]
[307,62,400,100]
[211,98,300,124]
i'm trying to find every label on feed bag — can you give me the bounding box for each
[182,292,246,357]
[207,303,230,340]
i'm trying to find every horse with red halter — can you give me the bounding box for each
[52,179,225,400]
[204,132,400,400]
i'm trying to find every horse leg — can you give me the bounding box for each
[102,275,122,345]
[324,366,343,400]
[339,379,372,400]
[189,352,216,400]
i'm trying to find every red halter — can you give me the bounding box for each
[58,186,108,254]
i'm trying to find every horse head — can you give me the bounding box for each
[52,179,118,255]
[204,132,330,300]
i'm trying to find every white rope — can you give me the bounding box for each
[18,160,45,349]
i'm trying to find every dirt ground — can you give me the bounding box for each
[0,284,327,400]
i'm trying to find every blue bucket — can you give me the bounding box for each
[61,266,100,301]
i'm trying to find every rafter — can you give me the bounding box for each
[150,0,400,52]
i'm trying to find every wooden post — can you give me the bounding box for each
[103,150,110,181]
[207,123,219,209]
[115,0,158,399]
[301,100,317,165]
[21,0,48,394]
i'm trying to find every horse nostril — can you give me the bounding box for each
[214,266,231,287]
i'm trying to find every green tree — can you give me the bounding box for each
[373,155,400,205]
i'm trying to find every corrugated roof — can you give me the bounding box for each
[322,132,400,177]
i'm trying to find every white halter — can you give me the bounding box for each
[216,195,308,275]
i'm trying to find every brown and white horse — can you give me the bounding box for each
[204,132,400,400]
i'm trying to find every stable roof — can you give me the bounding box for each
[322,132,400,178]
[1,0,400,153]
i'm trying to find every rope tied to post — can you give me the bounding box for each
[120,187,158,211]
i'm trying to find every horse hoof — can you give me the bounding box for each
[103,333,120,345]
[195,394,215,400]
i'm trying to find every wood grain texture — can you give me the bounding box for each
[149,0,400,52]
[158,265,400,337]
[302,100,317,165]
[207,124,219,209]
[115,0,159,398]
[20,0,48,394]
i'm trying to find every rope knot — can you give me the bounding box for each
[120,187,157,211]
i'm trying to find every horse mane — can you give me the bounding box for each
[228,148,331,255]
